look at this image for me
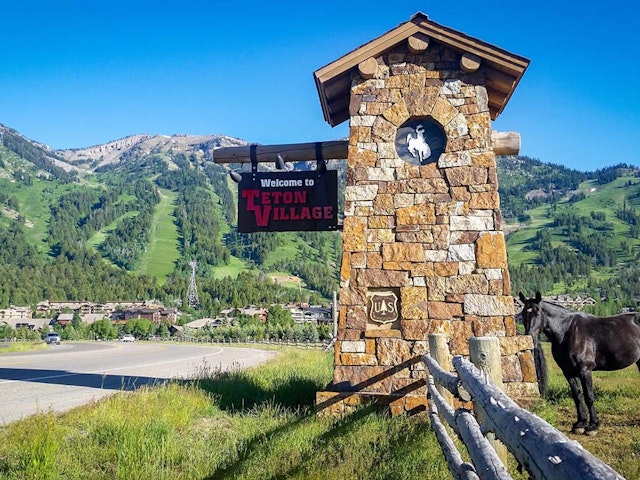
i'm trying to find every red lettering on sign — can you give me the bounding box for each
[241,183,333,229]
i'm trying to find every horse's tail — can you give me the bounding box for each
[533,340,549,398]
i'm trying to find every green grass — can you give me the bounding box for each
[531,342,640,479]
[137,189,180,282]
[1,345,638,479]
[211,255,248,279]
[0,176,67,250]
[0,341,48,354]
[87,211,139,251]
[0,349,449,480]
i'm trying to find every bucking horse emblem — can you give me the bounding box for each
[406,124,431,163]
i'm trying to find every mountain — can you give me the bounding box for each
[1,122,640,315]
[57,133,247,172]
[0,124,341,312]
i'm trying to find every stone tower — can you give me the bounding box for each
[314,12,538,415]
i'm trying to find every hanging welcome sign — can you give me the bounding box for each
[237,169,338,232]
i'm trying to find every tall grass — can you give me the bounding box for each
[531,342,640,479]
[3,345,635,479]
[0,341,48,353]
[0,349,449,480]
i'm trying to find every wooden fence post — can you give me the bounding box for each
[428,334,454,407]
[469,336,509,466]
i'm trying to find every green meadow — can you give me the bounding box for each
[137,189,180,282]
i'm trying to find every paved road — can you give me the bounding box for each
[0,341,276,426]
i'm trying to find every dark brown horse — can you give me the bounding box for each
[519,292,640,435]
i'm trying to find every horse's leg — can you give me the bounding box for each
[566,375,588,434]
[580,369,599,435]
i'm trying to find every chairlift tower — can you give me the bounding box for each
[187,261,200,309]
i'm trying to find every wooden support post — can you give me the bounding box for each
[332,291,338,339]
[428,334,454,408]
[469,336,509,466]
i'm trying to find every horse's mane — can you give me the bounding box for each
[540,300,576,316]
[541,300,572,310]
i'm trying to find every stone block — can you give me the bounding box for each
[400,286,429,320]
[340,353,378,366]
[434,262,458,277]
[518,350,537,383]
[448,243,475,262]
[446,274,489,295]
[351,252,367,269]
[501,355,523,382]
[339,287,368,306]
[365,328,402,338]
[316,391,345,417]
[392,378,427,396]
[377,337,414,365]
[428,301,462,319]
[382,100,410,126]
[357,269,409,288]
[340,252,351,282]
[504,382,540,399]
[369,215,395,229]
[445,166,488,186]
[372,116,396,142]
[373,194,395,215]
[472,316,506,337]
[404,395,428,414]
[450,214,494,231]
[342,340,366,353]
[342,217,367,252]
[383,243,425,262]
[347,146,378,168]
[449,320,473,355]
[333,366,392,393]
[469,191,499,210]
[498,335,534,355]
[431,96,459,125]
[476,232,508,269]
[402,319,452,340]
[366,252,383,269]
[464,294,514,316]
[426,276,446,300]
[345,184,379,202]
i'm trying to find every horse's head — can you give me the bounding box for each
[519,291,544,339]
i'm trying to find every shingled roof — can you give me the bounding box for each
[314,12,530,127]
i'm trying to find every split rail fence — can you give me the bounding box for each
[423,334,624,480]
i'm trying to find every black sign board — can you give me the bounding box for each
[237,170,338,232]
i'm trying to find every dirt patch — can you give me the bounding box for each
[1,207,34,227]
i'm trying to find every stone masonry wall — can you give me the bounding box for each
[317,41,537,415]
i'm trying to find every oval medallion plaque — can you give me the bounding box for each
[395,118,446,166]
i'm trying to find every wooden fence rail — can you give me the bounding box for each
[423,334,625,480]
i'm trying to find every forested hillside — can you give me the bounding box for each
[0,124,340,314]
[499,158,640,313]
[1,122,640,315]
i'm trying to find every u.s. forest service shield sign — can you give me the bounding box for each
[368,291,399,324]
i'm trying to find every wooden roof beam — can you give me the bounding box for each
[212,131,520,165]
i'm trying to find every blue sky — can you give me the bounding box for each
[0,1,638,172]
